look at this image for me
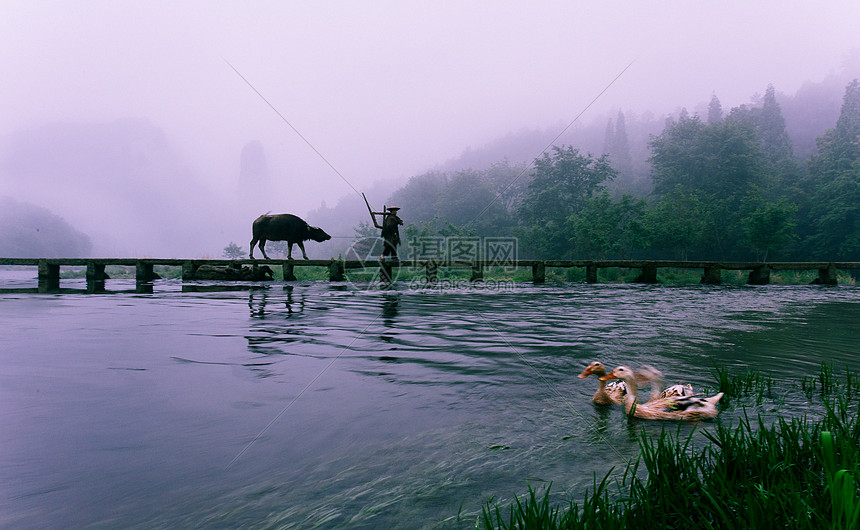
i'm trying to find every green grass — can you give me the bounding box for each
[480,365,860,529]
[711,362,775,404]
[802,362,860,400]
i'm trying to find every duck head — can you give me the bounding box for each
[599,365,636,383]
[578,361,608,379]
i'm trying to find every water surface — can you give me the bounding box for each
[2,277,859,528]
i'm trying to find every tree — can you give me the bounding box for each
[436,169,509,235]
[481,159,529,212]
[756,85,796,167]
[222,242,244,259]
[708,94,723,124]
[387,171,447,223]
[603,118,614,156]
[804,79,860,259]
[652,116,765,201]
[517,146,617,258]
[643,189,708,260]
[568,192,647,259]
[608,111,634,184]
[726,85,800,198]
[808,79,860,180]
[742,197,798,260]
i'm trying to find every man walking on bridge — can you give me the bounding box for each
[363,193,404,261]
[375,206,403,260]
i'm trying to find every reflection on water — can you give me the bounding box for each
[1,282,859,528]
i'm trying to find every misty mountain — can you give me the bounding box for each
[0,196,91,257]
[0,118,226,256]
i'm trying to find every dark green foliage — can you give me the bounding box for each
[568,192,647,259]
[741,196,798,261]
[517,146,616,258]
[374,80,860,264]
[387,162,524,237]
[642,188,709,260]
[649,113,766,200]
[707,94,723,124]
[803,80,860,260]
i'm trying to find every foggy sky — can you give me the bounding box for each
[2,1,859,256]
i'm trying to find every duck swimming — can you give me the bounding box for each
[635,364,695,399]
[600,365,723,420]
[578,361,627,405]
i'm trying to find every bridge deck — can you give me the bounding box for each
[1,258,857,292]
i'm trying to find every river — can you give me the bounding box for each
[2,274,859,528]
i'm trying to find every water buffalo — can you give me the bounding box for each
[250,213,331,260]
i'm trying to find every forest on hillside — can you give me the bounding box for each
[358,78,860,263]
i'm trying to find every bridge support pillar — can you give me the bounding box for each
[634,263,658,283]
[425,260,438,283]
[470,263,483,282]
[135,262,155,293]
[86,261,107,293]
[814,263,838,285]
[328,261,344,282]
[38,259,60,292]
[532,262,546,284]
[182,261,196,280]
[283,262,298,281]
[379,262,393,283]
[748,265,771,285]
[701,264,722,285]
[586,264,598,283]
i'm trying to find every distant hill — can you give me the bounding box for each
[0,196,92,257]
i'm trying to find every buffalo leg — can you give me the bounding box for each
[249,238,258,259]
[297,241,309,260]
[259,239,270,260]
[287,242,294,260]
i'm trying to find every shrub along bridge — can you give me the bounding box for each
[0,258,857,293]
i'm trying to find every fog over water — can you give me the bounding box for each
[1,1,859,256]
